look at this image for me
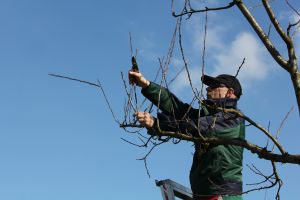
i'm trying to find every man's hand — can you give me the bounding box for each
[135,111,155,129]
[128,70,150,88]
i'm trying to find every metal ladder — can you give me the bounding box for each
[156,179,193,200]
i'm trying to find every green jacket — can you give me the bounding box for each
[142,82,245,198]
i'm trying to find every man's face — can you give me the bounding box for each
[206,83,229,99]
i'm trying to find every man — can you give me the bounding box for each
[129,70,245,200]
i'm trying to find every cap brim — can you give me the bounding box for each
[202,75,221,86]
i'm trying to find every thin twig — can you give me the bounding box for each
[49,73,120,124]
[235,58,246,78]
[49,73,100,88]
[136,140,165,178]
[178,16,199,100]
[129,32,133,57]
[120,71,137,113]
[243,161,280,196]
[272,106,294,151]
[172,1,236,17]
[197,10,209,137]
[121,137,146,148]
[97,79,120,124]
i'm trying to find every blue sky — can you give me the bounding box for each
[0,0,299,199]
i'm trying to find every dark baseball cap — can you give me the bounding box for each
[202,74,242,98]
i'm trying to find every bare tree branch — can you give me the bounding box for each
[234,0,289,70]
[262,0,292,45]
[172,1,236,17]
[152,129,299,164]
[243,161,282,200]
[233,0,300,114]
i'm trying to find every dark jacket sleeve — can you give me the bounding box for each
[141,82,198,119]
[149,113,207,137]
[150,112,244,139]
[153,112,198,135]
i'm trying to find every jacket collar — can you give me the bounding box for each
[205,98,237,108]
[202,98,238,115]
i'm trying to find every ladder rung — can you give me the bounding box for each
[156,179,193,200]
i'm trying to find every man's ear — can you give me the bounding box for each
[228,88,234,94]
[227,88,236,98]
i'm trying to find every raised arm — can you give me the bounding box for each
[129,70,196,119]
